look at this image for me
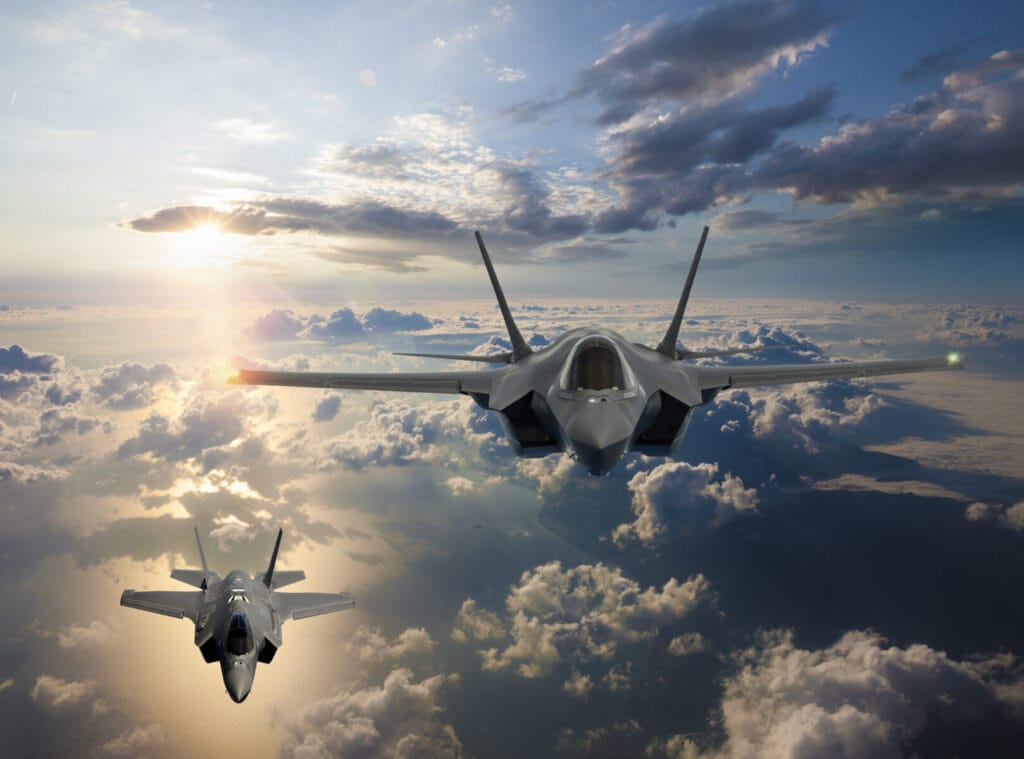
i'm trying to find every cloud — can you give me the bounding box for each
[668,632,707,656]
[0,345,61,374]
[278,668,462,759]
[922,306,1024,346]
[899,40,978,83]
[362,308,433,332]
[55,620,115,650]
[964,500,1024,531]
[209,515,258,551]
[90,362,177,410]
[244,309,307,342]
[469,561,710,679]
[347,626,437,665]
[672,629,1024,758]
[533,1,835,126]
[116,390,276,465]
[216,117,285,144]
[443,476,477,496]
[30,675,97,711]
[303,308,367,342]
[0,461,69,483]
[0,678,14,694]
[312,394,342,423]
[450,599,505,643]
[752,50,1024,205]
[101,724,166,757]
[614,461,759,543]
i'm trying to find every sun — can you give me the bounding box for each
[172,223,225,267]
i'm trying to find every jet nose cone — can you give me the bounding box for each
[564,402,634,474]
[225,665,253,703]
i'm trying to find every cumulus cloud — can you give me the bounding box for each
[347,626,437,665]
[209,515,258,551]
[278,668,462,759]
[55,620,115,650]
[312,394,342,423]
[0,344,61,374]
[964,500,1024,531]
[668,632,707,656]
[244,309,307,342]
[614,461,758,543]
[30,675,97,711]
[468,562,710,680]
[101,724,166,757]
[450,599,505,643]
[362,307,433,332]
[320,399,498,471]
[116,390,276,465]
[667,629,1024,758]
[303,308,367,342]
[0,461,69,483]
[922,306,1024,346]
[90,362,177,410]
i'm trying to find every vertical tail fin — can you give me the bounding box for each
[194,526,211,591]
[474,231,531,361]
[656,226,710,358]
[263,528,283,589]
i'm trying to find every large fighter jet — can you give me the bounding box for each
[120,528,354,702]
[229,228,962,475]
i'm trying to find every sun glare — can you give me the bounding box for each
[172,223,225,267]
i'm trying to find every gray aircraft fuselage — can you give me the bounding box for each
[471,326,711,475]
[121,528,355,702]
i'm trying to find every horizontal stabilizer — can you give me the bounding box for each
[677,345,786,360]
[393,351,513,364]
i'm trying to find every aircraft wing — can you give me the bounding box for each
[120,590,203,622]
[274,592,356,621]
[229,369,495,396]
[696,355,961,390]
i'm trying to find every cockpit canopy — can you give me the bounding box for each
[226,612,253,656]
[561,336,631,394]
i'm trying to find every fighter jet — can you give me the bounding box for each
[229,227,962,475]
[120,527,354,703]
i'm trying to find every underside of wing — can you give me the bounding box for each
[697,355,962,390]
[228,369,494,396]
[274,592,356,621]
[120,590,203,621]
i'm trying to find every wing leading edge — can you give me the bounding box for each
[228,369,495,396]
[696,355,961,391]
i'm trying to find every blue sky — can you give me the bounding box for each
[2,0,1022,303]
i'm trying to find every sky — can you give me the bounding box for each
[1,0,1023,303]
[1,1,1024,758]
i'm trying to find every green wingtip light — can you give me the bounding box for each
[948,352,961,365]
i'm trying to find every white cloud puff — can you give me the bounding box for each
[657,629,1024,758]
[615,461,758,543]
[467,562,710,680]
[347,626,437,665]
[101,724,166,756]
[278,668,462,759]
[29,674,98,711]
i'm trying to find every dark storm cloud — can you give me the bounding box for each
[752,50,1024,204]
[494,166,590,238]
[124,198,460,238]
[899,39,979,83]
[609,87,834,177]
[515,0,836,125]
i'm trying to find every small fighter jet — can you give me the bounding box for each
[121,527,354,703]
[229,227,962,475]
